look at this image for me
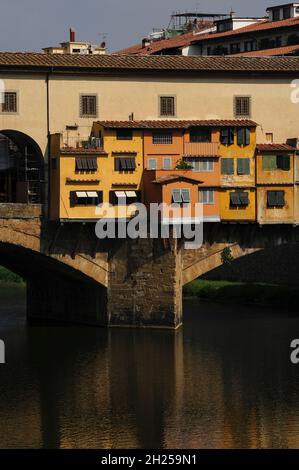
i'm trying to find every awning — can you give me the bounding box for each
[115,191,126,198]
[87,191,98,198]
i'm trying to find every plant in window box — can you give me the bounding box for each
[175,159,193,170]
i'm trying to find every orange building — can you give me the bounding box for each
[143,120,223,223]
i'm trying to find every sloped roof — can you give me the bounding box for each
[95,120,258,129]
[0,53,298,74]
[235,44,299,57]
[256,144,295,152]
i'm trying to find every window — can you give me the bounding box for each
[244,40,255,52]
[171,188,190,204]
[220,128,234,145]
[237,158,250,175]
[75,157,97,171]
[162,157,172,170]
[148,158,157,170]
[188,158,214,172]
[237,128,251,146]
[230,191,249,207]
[70,191,103,207]
[230,43,241,54]
[266,133,273,143]
[234,97,251,118]
[262,155,290,171]
[114,157,136,171]
[80,95,97,117]
[190,128,212,143]
[109,190,140,205]
[276,36,282,47]
[152,131,173,145]
[283,7,291,19]
[201,189,214,205]
[221,158,234,175]
[1,92,17,113]
[116,129,133,140]
[272,8,280,21]
[159,96,175,117]
[267,190,285,208]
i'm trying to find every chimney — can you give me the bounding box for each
[70,28,76,43]
[142,38,151,48]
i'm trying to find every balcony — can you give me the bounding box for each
[184,142,219,157]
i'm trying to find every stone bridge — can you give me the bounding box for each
[1,204,299,329]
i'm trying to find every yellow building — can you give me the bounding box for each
[256,143,295,225]
[219,121,257,222]
[50,122,144,221]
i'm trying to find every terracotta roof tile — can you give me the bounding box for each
[60,147,107,155]
[256,144,295,152]
[190,16,299,45]
[0,53,299,74]
[96,119,258,129]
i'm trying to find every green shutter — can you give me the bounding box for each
[245,128,250,145]
[237,128,244,146]
[262,155,277,171]
[221,158,234,175]
[278,155,291,171]
[237,158,250,175]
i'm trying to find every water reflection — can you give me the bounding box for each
[0,288,299,449]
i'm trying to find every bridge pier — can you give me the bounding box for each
[107,237,183,329]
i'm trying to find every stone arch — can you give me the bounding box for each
[182,243,262,285]
[0,220,108,287]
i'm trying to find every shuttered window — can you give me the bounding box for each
[160,96,175,116]
[1,92,17,113]
[277,155,291,171]
[237,128,251,146]
[70,191,103,207]
[114,158,136,171]
[267,191,285,208]
[262,155,291,171]
[75,157,98,171]
[221,158,234,175]
[237,158,250,175]
[230,191,249,207]
[109,190,140,205]
[80,95,97,117]
[220,127,234,145]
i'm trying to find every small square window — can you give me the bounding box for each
[80,95,97,117]
[1,92,17,113]
[160,96,175,117]
[234,96,251,117]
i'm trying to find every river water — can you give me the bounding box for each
[0,285,299,449]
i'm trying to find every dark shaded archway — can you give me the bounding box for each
[0,130,44,204]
